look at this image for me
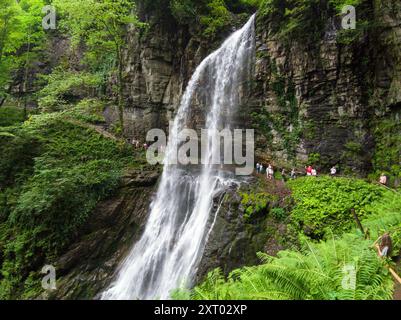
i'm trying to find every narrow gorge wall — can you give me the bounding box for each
[105,16,210,139]
[250,0,401,174]
[114,1,400,176]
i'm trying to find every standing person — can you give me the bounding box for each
[379,233,393,258]
[281,168,286,181]
[312,167,317,177]
[267,164,274,180]
[379,173,388,186]
[260,164,264,175]
[291,168,296,180]
[256,163,260,174]
[330,166,337,177]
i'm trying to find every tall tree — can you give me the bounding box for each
[0,0,45,108]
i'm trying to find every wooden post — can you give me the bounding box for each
[351,208,365,235]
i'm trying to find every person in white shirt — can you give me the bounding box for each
[290,168,296,180]
[267,164,274,180]
[312,168,317,177]
[379,174,387,186]
[330,166,337,177]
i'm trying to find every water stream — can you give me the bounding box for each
[102,14,256,300]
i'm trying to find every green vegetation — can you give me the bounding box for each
[0,105,143,299]
[308,153,321,166]
[177,234,393,300]
[371,119,401,188]
[0,0,46,109]
[38,68,102,112]
[177,180,400,300]
[257,0,369,45]
[0,106,25,127]
[200,0,232,38]
[287,177,384,238]
[241,192,277,220]
[143,0,259,38]
[52,0,144,131]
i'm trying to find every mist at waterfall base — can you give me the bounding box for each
[102,15,256,300]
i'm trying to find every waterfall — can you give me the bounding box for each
[102,14,256,300]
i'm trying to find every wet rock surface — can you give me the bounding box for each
[196,177,294,283]
[46,170,160,300]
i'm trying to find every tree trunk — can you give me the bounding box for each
[351,208,365,235]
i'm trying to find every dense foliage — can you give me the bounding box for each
[139,0,260,38]
[37,68,102,112]
[287,177,384,239]
[0,106,141,299]
[175,188,401,300]
[240,192,277,220]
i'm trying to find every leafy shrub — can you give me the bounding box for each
[200,0,232,38]
[170,0,198,24]
[271,207,286,221]
[287,177,384,238]
[308,153,321,166]
[179,188,400,301]
[64,98,106,124]
[38,68,102,112]
[0,129,40,189]
[258,0,368,45]
[0,106,25,127]
[241,192,275,220]
[363,191,401,256]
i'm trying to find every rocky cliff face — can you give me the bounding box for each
[105,17,210,139]
[115,1,400,175]
[46,169,160,300]
[196,176,294,283]
[250,0,401,173]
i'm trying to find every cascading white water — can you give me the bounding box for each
[102,15,255,300]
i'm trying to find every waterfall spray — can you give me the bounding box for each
[102,14,256,300]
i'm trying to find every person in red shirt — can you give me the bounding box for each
[306,166,313,176]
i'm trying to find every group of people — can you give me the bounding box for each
[255,163,339,180]
[305,165,317,177]
[256,163,276,180]
[256,163,297,181]
[256,162,391,190]
[306,165,338,178]
[130,138,148,150]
